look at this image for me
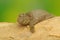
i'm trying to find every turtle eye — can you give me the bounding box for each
[19,14,23,17]
[20,14,23,17]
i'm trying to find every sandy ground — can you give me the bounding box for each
[0,17,60,40]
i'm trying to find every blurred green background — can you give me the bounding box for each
[0,0,60,22]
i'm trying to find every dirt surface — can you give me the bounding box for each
[0,17,60,40]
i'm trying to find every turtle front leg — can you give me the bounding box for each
[29,19,39,33]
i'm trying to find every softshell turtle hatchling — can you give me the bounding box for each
[17,9,54,33]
